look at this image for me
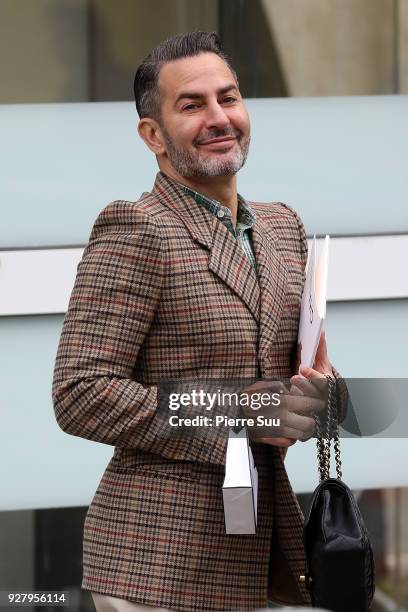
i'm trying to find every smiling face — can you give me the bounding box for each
[139,52,251,180]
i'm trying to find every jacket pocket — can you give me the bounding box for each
[117,448,201,483]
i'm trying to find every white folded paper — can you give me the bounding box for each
[296,234,330,369]
[222,427,258,534]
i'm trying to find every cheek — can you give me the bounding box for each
[172,121,202,148]
[183,126,199,145]
[231,109,250,136]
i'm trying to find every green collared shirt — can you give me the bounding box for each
[177,182,257,272]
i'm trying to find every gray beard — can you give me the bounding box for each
[161,129,250,178]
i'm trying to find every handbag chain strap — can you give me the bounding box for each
[314,374,342,481]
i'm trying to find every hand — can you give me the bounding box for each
[241,332,333,448]
[240,377,327,447]
[239,331,333,448]
[282,330,334,444]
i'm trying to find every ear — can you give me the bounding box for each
[138,118,166,155]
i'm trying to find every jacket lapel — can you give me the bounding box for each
[250,210,288,362]
[207,221,260,321]
[152,172,260,322]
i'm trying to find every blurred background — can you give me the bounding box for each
[1,1,407,611]
[1,0,407,103]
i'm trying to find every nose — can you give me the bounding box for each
[204,99,230,130]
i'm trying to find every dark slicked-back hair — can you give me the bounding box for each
[133,31,238,121]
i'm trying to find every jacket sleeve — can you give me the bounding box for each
[52,201,230,465]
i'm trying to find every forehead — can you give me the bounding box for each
[158,52,237,102]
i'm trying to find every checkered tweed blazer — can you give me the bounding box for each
[52,171,346,611]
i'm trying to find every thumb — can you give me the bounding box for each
[315,330,327,357]
[314,330,329,363]
[312,330,333,376]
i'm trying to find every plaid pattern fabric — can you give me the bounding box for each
[175,179,257,272]
[52,171,346,611]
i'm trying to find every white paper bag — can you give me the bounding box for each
[222,427,258,534]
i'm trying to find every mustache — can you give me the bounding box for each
[194,128,242,146]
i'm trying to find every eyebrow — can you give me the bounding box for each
[174,84,239,106]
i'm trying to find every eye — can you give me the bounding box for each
[222,96,237,104]
[182,102,201,111]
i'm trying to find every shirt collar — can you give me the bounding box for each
[173,178,256,230]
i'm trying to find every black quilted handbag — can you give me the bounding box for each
[301,375,375,611]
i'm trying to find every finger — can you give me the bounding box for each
[314,330,328,363]
[288,382,304,396]
[280,393,326,415]
[256,437,297,447]
[299,365,327,382]
[290,375,322,398]
[305,332,333,376]
[269,423,315,443]
[281,422,315,442]
[242,380,289,395]
[285,412,316,438]
[299,366,331,395]
[254,409,317,441]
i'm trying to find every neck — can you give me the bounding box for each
[160,164,238,225]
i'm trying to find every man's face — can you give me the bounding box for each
[156,52,250,178]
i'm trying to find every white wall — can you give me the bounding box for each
[1,96,407,509]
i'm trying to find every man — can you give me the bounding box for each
[52,32,345,611]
